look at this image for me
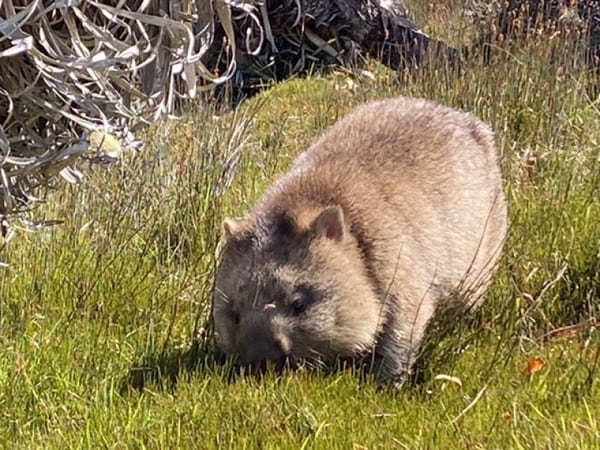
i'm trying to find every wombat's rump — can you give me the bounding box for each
[213,97,507,384]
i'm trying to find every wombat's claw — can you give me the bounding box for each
[391,379,407,390]
[375,375,407,392]
[378,370,410,391]
[387,366,412,390]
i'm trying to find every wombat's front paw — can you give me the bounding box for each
[378,367,412,391]
[390,377,408,390]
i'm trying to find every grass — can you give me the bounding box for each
[1,1,599,448]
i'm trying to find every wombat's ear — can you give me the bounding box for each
[311,206,345,242]
[222,218,245,242]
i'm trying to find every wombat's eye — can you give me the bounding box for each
[290,284,315,316]
[291,298,307,315]
[230,310,240,325]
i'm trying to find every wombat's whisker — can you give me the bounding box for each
[214,287,231,304]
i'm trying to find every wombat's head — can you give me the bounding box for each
[213,205,382,369]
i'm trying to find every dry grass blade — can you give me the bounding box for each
[0,0,263,262]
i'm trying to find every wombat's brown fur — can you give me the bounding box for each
[213,97,507,385]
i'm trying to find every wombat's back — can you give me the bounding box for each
[216,97,507,384]
[261,97,507,305]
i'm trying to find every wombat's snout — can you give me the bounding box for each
[238,317,291,368]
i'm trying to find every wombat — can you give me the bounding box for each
[213,96,507,385]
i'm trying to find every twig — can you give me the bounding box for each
[451,384,488,424]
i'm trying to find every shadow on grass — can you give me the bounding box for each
[119,300,598,397]
[119,339,359,395]
[119,338,227,395]
[118,335,479,397]
[119,306,507,396]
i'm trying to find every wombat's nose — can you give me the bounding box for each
[239,328,291,366]
[274,333,291,356]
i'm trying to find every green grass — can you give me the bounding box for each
[1,2,599,448]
